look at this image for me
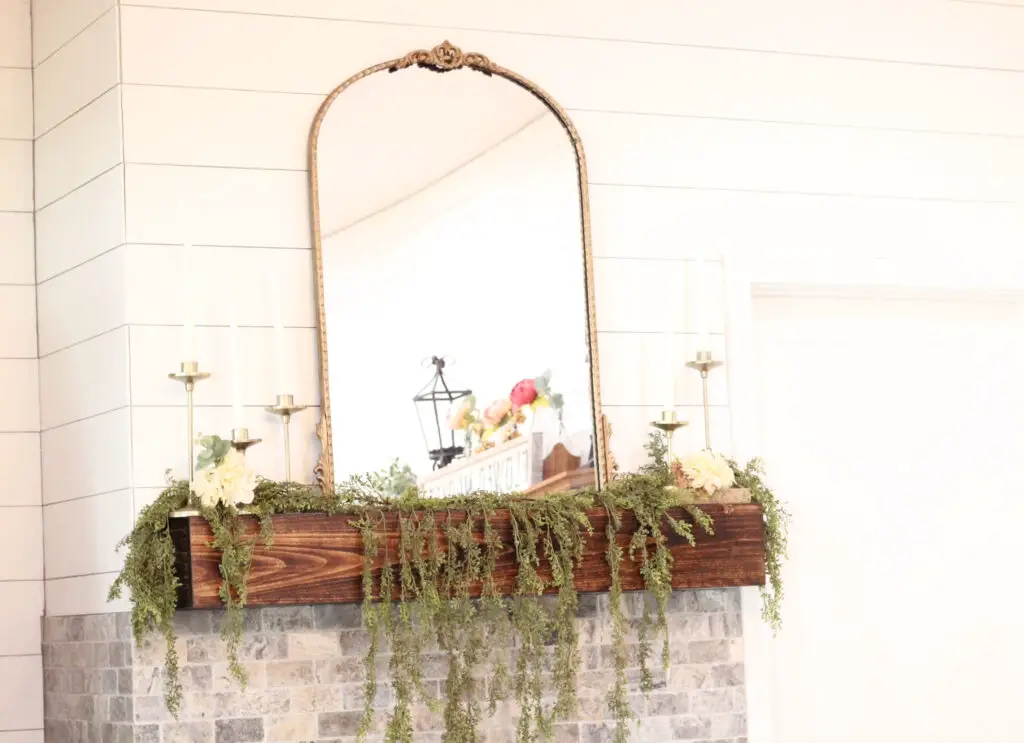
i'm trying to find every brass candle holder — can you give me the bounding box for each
[686,350,724,450]
[168,361,211,487]
[650,409,688,461]
[230,427,262,454]
[265,394,307,482]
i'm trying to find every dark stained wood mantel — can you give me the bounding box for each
[169,504,766,609]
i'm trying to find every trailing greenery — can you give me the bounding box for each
[732,457,790,632]
[109,440,788,743]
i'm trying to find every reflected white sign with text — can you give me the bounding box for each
[419,434,544,497]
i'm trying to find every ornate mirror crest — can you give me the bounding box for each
[308,41,610,490]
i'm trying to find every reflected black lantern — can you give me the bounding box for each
[414,356,472,470]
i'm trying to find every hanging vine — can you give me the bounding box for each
[109,440,788,743]
[732,457,790,631]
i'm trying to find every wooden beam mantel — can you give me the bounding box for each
[169,504,766,609]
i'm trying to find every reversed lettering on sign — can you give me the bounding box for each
[419,433,544,497]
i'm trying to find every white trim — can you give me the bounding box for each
[722,253,775,743]
[722,252,1024,743]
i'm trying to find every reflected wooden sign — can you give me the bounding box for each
[419,434,544,497]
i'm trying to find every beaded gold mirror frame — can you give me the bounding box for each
[307,41,611,490]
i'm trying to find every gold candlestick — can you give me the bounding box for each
[230,427,262,454]
[265,394,307,482]
[686,350,724,450]
[168,361,211,487]
[650,409,688,461]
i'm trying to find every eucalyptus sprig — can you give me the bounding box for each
[195,433,232,470]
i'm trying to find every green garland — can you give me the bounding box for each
[109,438,788,743]
[732,457,790,631]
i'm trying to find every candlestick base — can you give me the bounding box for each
[685,350,724,376]
[650,409,688,435]
[651,410,688,461]
[168,360,211,387]
[264,393,307,423]
[230,427,262,454]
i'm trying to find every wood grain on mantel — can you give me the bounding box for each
[169,504,766,609]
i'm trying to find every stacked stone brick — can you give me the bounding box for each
[43,590,746,743]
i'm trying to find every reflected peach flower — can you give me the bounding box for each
[482,398,513,428]
[447,396,476,431]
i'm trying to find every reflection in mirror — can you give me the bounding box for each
[316,60,598,495]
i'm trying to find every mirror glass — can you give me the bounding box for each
[315,61,598,495]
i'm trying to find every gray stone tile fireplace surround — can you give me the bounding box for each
[42,590,746,743]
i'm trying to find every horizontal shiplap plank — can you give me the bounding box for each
[44,489,133,579]
[0,433,40,506]
[588,185,1024,262]
[748,252,1024,295]
[128,324,319,407]
[0,656,43,731]
[117,0,1024,72]
[132,487,165,519]
[594,257,725,336]
[0,506,43,580]
[0,140,33,212]
[38,327,129,430]
[35,165,125,282]
[576,111,1024,203]
[597,331,728,409]
[122,85,316,169]
[0,582,43,657]
[0,730,44,743]
[32,7,120,136]
[124,243,315,327]
[131,404,321,487]
[0,360,39,432]
[120,24,1024,139]
[119,80,1024,185]
[0,0,31,69]
[41,408,131,505]
[34,88,123,209]
[124,110,1024,229]
[45,572,128,616]
[0,69,32,140]
[0,213,34,284]
[0,286,37,358]
[594,258,687,334]
[124,164,308,247]
[37,247,126,356]
[32,0,116,65]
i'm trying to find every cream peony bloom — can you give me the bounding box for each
[676,450,736,495]
[220,449,257,505]
[193,467,219,508]
[193,449,257,508]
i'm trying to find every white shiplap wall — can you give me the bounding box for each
[35,0,1024,621]
[31,0,131,625]
[1,1,43,739]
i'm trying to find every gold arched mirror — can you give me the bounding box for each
[309,41,608,494]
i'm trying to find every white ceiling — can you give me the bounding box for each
[316,65,551,233]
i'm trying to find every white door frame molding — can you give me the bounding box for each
[722,250,1024,743]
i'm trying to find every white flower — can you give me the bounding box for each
[676,450,736,495]
[220,449,257,505]
[193,449,257,508]
[192,465,221,509]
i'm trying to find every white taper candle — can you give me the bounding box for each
[230,293,243,429]
[182,243,196,361]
